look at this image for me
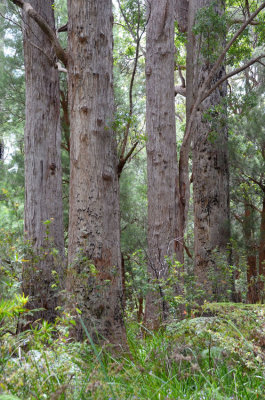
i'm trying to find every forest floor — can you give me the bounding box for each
[0,303,264,400]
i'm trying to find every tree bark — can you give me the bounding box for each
[175,0,194,266]
[189,0,231,302]
[243,203,259,303]
[145,0,177,329]
[258,195,265,302]
[22,0,64,321]
[175,0,189,32]
[66,0,126,345]
[175,1,265,272]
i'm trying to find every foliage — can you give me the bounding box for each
[0,229,25,299]
[0,304,264,399]
[193,1,227,64]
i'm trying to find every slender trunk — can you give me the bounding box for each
[244,204,258,303]
[258,196,265,302]
[189,0,230,302]
[137,297,144,322]
[175,0,193,265]
[66,0,126,345]
[121,253,126,309]
[145,0,177,329]
[22,0,64,322]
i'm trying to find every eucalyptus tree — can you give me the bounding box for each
[187,0,230,301]
[230,77,265,303]
[9,0,64,321]
[176,0,265,302]
[145,0,177,328]
[66,0,126,344]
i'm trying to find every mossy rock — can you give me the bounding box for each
[167,303,265,372]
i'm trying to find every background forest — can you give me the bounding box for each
[0,0,265,399]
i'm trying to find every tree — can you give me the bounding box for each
[21,0,64,321]
[188,0,230,301]
[145,0,177,329]
[230,74,265,302]
[175,0,265,301]
[66,0,126,344]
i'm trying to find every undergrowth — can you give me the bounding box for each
[0,302,264,400]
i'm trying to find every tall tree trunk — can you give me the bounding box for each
[243,203,258,303]
[189,0,231,302]
[258,195,265,302]
[22,0,64,322]
[66,0,126,345]
[145,0,177,330]
[175,0,193,266]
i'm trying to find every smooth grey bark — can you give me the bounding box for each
[66,0,126,345]
[189,0,231,301]
[23,0,64,321]
[145,0,177,329]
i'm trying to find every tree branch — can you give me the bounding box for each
[246,175,265,191]
[178,64,186,87]
[245,0,251,18]
[183,242,193,259]
[175,65,186,97]
[175,85,186,97]
[203,1,265,93]
[0,11,23,29]
[56,62,68,74]
[232,212,244,224]
[182,1,265,150]
[229,19,260,26]
[258,60,265,68]
[117,141,138,177]
[201,54,265,102]
[119,0,145,170]
[245,203,262,214]
[10,0,68,67]
[117,0,146,57]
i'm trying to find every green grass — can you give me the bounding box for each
[0,304,264,399]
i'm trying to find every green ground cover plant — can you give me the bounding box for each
[0,299,264,399]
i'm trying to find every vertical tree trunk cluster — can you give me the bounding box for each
[22,0,64,321]
[13,0,265,345]
[66,0,126,344]
[145,0,177,329]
